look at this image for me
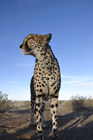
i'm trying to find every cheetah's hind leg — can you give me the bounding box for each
[35,96,45,140]
[50,97,59,140]
[40,100,47,128]
[30,97,37,126]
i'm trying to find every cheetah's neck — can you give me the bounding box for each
[36,45,55,63]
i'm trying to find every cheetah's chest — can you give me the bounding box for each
[34,59,55,95]
[34,59,54,79]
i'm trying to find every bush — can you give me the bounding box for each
[71,96,86,111]
[0,91,10,112]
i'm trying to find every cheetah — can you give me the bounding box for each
[20,33,61,140]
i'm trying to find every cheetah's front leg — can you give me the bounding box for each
[50,97,59,140]
[35,96,45,140]
[30,76,36,125]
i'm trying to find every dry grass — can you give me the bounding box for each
[58,96,93,112]
[1,92,92,113]
[14,96,93,112]
[0,95,93,140]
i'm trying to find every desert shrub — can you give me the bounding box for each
[0,91,10,112]
[83,97,93,111]
[71,96,86,111]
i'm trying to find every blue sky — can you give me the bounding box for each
[0,0,93,100]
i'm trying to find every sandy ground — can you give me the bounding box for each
[0,101,93,140]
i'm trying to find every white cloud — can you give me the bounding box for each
[14,60,35,68]
[15,63,31,67]
[8,80,17,84]
[62,75,93,87]
[63,80,93,87]
[59,75,93,100]
[72,81,93,87]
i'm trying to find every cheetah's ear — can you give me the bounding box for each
[42,33,52,44]
[46,33,52,42]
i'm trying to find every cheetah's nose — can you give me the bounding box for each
[20,44,23,49]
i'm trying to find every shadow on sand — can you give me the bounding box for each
[0,111,93,140]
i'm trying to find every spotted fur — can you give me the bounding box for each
[20,33,61,140]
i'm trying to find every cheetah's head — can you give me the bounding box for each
[20,33,52,60]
